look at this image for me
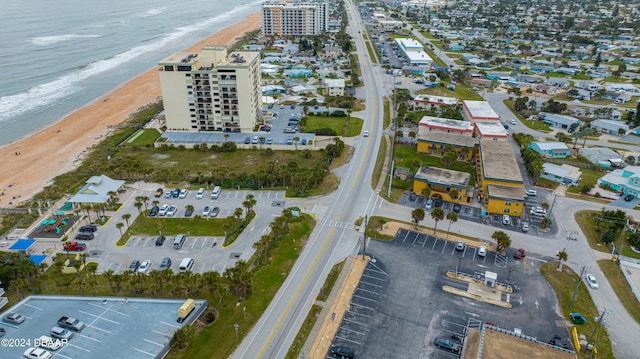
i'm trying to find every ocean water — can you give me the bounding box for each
[0,0,261,146]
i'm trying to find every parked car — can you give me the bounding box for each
[57,316,85,331]
[586,274,599,289]
[196,188,205,199]
[171,188,180,198]
[166,205,178,217]
[164,190,172,198]
[624,194,635,201]
[149,205,159,217]
[502,215,511,225]
[138,260,151,274]
[452,203,461,213]
[510,119,517,125]
[63,241,86,251]
[202,206,210,216]
[179,189,188,199]
[3,312,26,324]
[267,138,273,145]
[23,347,53,359]
[525,189,537,196]
[155,188,163,197]
[433,198,443,208]
[79,224,97,232]
[455,241,465,251]
[184,207,194,217]
[514,248,526,259]
[521,222,529,232]
[330,346,355,358]
[210,207,220,217]
[424,198,433,210]
[50,326,73,340]
[478,246,487,257]
[37,335,63,351]
[75,232,94,241]
[244,136,251,144]
[129,260,141,272]
[530,206,547,217]
[158,204,169,216]
[159,257,172,270]
[434,337,462,353]
[155,235,166,246]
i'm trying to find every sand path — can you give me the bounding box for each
[0,13,260,207]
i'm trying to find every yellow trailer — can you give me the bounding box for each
[177,299,195,323]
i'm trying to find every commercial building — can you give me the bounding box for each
[417,132,478,162]
[394,38,433,65]
[158,46,261,133]
[418,117,474,136]
[413,166,471,203]
[261,0,329,36]
[477,139,526,215]
[412,95,459,109]
[474,121,509,140]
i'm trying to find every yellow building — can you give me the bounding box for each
[478,139,526,216]
[413,166,471,203]
[417,132,478,162]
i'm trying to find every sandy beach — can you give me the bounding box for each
[0,13,260,207]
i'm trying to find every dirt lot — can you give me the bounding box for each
[478,328,574,359]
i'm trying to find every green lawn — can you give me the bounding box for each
[540,262,613,358]
[126,129,161,147]
[303,115,363,137]
[128,210,227,236]
[575,210,610,253]
[365,41,378,64]
[566,167,605,194]
[597,259,640,325]
[416,86,483,101]
[394,144,476,186]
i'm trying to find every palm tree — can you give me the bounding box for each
[449,189,459,202]
[224,134,230,142]
[293,136,300,150]
[431,207,445,235]
[134,201,143,213]
[556,250,568,270]
[242,194,257,217]
[492,231,511,254]
[122,213,132,229]
[141,196,149,210]
[104,269,115,292]
[152,199,160,208]
[420,187,431,199]
[115,222,124,237]
[185,204,194,216]
[446,212,458,238]
[411,208,425,229]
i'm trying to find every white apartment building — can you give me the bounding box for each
[324,78,345,96]
[262,0,329,36]
[158,46,261,133]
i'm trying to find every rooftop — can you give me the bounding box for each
[480,139,523,183]
[531,141,570,151]
[413,95,459,105]
[419,116,473,131]
[474,121,509,137]
[415,166,471,187]
[418,131,479,148]
[487,184,526,200]
[463,101,500,120]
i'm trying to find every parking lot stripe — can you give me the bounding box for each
[24,303,43,310]
[67,343,91,352]
[334,335,361,345]
[432,238,439,250]
[355,287,380,296]
[134,348,155,357]
[402,231,409,242]
[342,317,368,327]
[87,325,110,333]
[346,310,371,319]
[87,303,129,316]
[152,329,170,337]
[412,232,419,245]
[359,281,382,288]
[79,310,121,325]
[338,326,366,336]
[350,302,375,311]
[144,338,164,347]
[352,294,377,303]
[361,273,384,282]
[53,352,73,359]
[161,321,181,329]
[78,334,101,343]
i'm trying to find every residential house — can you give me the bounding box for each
[541,163,582,186]
[69,175,125,205]
[528,142,571,158]
[579,147,624,168]
[539,112,582,130]
[324,78,345,96]
[590,119,629,135]
[598,166,640,198]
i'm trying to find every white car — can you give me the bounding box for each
[502,214,511,225]
[164,190,172,198]
[23,347,53,359]
[138,260,151,274]
[166,205,178,217]
[202,206,210,216]
[477,246,487,257]
[424,199,433,210]
[363,130,369,137]
[530,206,547,217]
[510,119,517,125]
[525,189,537,196]
[521,222,529,232]
[158,204,169,216]
[586,274,599,289]
[179,189,188,199]
[195,188,205,199]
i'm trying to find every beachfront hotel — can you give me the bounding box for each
[158,46,261,133]
[261,0,329,36]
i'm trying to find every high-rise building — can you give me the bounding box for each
[158,46,261,133]
[262,0,329,36]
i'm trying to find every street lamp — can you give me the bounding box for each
[456,255,462,276]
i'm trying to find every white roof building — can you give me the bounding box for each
[394,38,433,65]
[462,100,500,122]
[418,117,474,136]
[69,175,125,204]
[474,121,509,140]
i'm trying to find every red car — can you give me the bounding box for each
[514,248,526,259]
[63,241,86,251]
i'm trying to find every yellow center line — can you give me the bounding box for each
[257,214,342,358]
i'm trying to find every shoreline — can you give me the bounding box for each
[0,12,260,208]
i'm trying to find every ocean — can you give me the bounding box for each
[0,0,261,147]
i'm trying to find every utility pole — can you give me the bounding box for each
[362,215,368,260]
[586,308,611,352]
[387,74,397,198]
[570,265,588,308]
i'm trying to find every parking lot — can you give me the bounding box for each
[327,229,568,358]
[0,296,206,359]
[397,191,559,238]
[83,188,287,275]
